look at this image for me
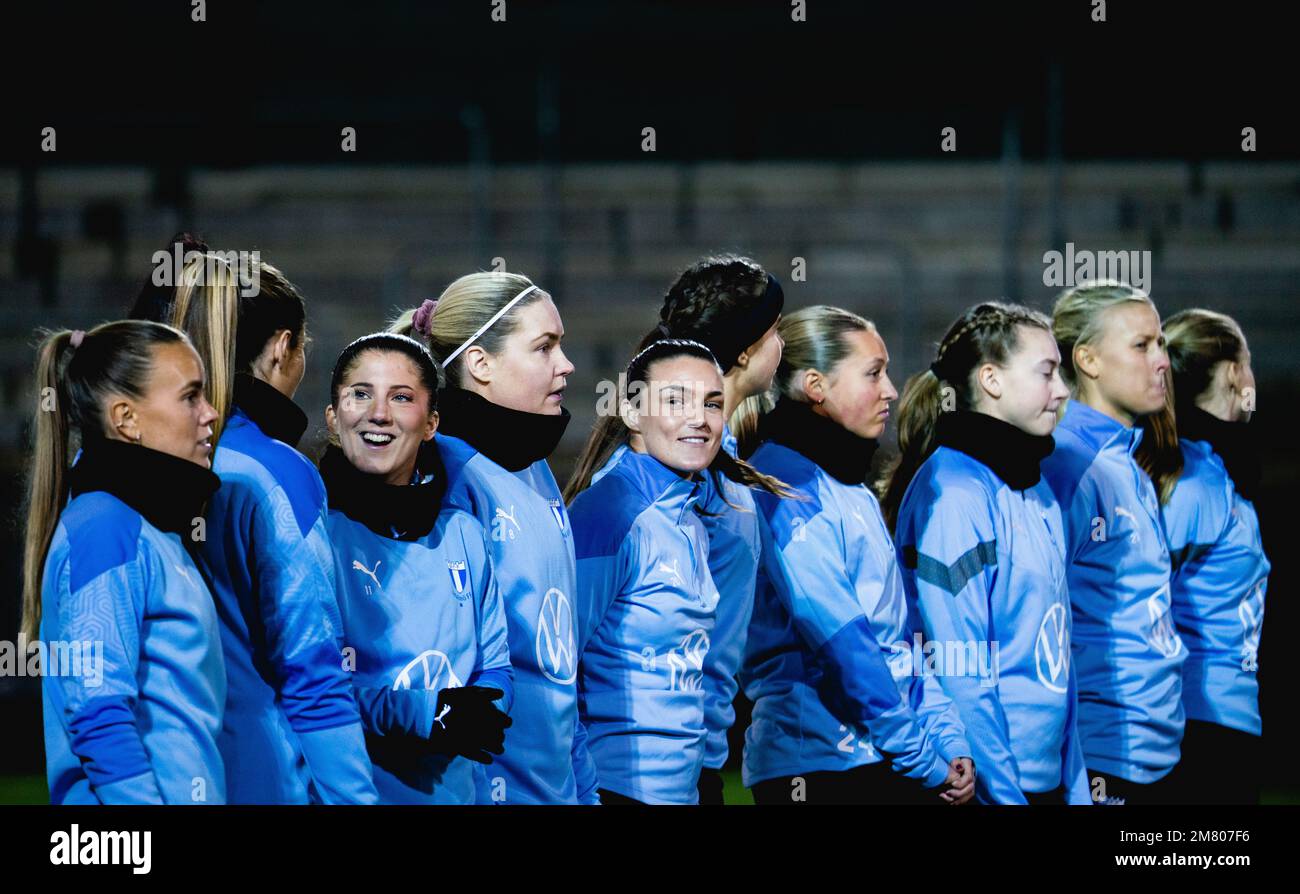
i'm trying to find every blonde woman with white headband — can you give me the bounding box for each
[390,272,594,804]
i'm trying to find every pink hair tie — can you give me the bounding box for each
[411,299,437,338]
[69,330,86,349]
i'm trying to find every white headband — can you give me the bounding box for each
[441,285,539,368]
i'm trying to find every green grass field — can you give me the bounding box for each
[0,776,48,805]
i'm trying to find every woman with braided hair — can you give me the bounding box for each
[565,253,788,804]
[883,302,1090,804]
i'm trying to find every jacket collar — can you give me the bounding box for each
[435,387,570,472]
[232,373,309,448]
[1060,399,1142,457]
[319,439,447,541]
[70,437,220,537]
[934,410,1055,491]
[612,448,704,524]
[759,397,878,485]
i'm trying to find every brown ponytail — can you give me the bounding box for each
[1134,376,1182,505]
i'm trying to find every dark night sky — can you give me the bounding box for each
[3,0,1296,165]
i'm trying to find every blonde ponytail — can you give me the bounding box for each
[21,321,188,638]
[169,254,240,441]
[21,331,75,640]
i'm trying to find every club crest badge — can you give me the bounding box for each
[547,498,568,533]
[447,560,468,599]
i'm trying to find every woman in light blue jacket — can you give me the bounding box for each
[392,272,595,805]
[564,254,787,804]
[1041,281,1184,805]
[568,339,787,804]
[1160,309,1268,804]
[23,321,226,803]
[320,332,512,804]
[173,255,378,804]
[735,306,975,806]
[882,302,1090,804]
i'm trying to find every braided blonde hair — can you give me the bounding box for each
[878,301,1052,529]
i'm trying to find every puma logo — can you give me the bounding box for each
[1113,506,1140,544]
[352,559,382,591]
[492,506,522,542]
[658,558,685,588]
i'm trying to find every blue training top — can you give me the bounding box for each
[1041,400,1185,783]
[896,443,1090,804]
[198,400,378,804]
[1162,438,1268,735]
[742,440,969,790]
[571,448,719,804]
[42,492,226,804]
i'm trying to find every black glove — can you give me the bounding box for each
[425,685,513,764]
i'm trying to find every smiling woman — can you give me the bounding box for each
[567,340,732,804]
[326,333,442,485]
[622,340,727,475]
[563,255,790,804]
[318,332,513,804]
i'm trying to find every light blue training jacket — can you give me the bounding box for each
[742,440,969,790]
[571,448,718,804]
[325,480,513,804]
[592,426,760,771]
[438,432,599,804]
[896,441,1091,804]
[43,448,226,804]
[1041,400,1185,783]
[1162,438,1268,735]
[198,390,378,804]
